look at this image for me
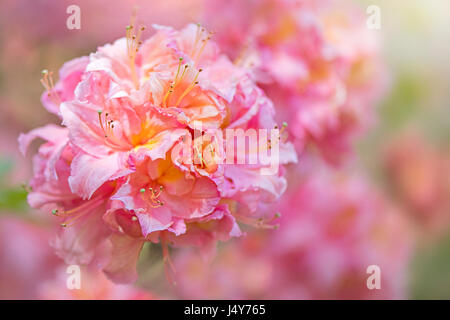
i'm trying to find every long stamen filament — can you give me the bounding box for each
[173,58,183,84]
[177,65,189,86]
[194,145,206,168]
[40,70,61,106]
[162,84,174,108]
[140,186,164,208]
[280,122,288,135]
[126,21,145,90]
[163,58,191,108]
[60,210,90,228]
[163,62,190,108]
[52,197,104,228]
[96,110,131,150]
[175,69,202,106]
[194,28,215,66]
[52,197,104,219]
[98,111,105,134]
[193,24,202,52]
[273,122,288,143]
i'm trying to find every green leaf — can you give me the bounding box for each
[0,187,28,212]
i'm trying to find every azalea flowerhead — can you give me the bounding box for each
[19,22,297,283]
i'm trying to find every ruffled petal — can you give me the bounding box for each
[103,234,144,284]
[69,152,132,199]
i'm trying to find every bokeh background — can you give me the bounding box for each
[0,0,449,299]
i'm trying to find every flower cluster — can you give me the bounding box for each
[19,23,296,282]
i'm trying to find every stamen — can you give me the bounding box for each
[57,197,103,217]
[140,185,165,208]
[280,122,288,135]
[175,68,202,106]
[97,110,127,150]
[59,209,91,227]
[194,144,206,168]
[178,64,189,84]
[59,209,90,228]
[152,185,164,198]
[191,25,214,65]
[126,11,145,90]
[162,58,187,108]
[279,122,288,142]
[162,83,175,108]
[173,57,184,84]
[55,197,104,228]
[193,23,203,52]
[98,111,114,138]
[98,110,106,135]
[40,69,61,106]
[193,34,213,65]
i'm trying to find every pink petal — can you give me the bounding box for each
[136,209,173,237]
[60,101,112,156]
[18,124,68,156]
[69,152,132,199]
[51,211,111,266]
[162,177,220,219]
[103,234,144,284]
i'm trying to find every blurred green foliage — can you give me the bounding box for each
[0,157,28,213]
[0,157,13,178]
[0,188,28,212]
[410,234,450,299]
[380,73,422,129]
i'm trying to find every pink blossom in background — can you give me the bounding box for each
[0,0,202,44]
[202,0,387,163]
[0,217,60,299]
[0,216,155,299]
[384,132,450,236]
[174,163,413,299]
[19,23,297,283]
[37,266,156,300]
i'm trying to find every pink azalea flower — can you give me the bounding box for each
[174,162,413,299]
[201,0,387,163]
[19,23,297,283]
